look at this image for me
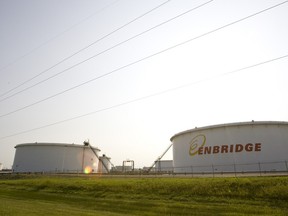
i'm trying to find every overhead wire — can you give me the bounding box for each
[0,0,285,115]
[0,0,121,74]
[1,53,287,119]
[0,53,287,140]
[0,0,170,98]
[0,0,212,103]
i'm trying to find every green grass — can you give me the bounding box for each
[0,174,287,215]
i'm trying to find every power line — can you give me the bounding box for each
[0,0,285,110]
[0,53,287,140]
[0,0,170,98]
[0,53,287,119]
[0,0,121,73]
[0,0,212,103]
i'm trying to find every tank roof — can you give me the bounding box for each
[170,121,288,141]
[14,142,100,151]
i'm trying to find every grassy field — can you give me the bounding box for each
[0,174,287,215]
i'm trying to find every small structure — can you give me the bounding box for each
[112,165,133,172]
[155,160,173,173]
[98,154,112,173]
[122,160,134,172]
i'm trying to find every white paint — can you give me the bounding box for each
[171,121,288,173]
[12,143,100,173]
[155,160,173,172]
[98,155,111,173]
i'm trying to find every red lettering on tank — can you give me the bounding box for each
[188,138,262,156]
[229,145,234,153]
[204,146,211,154]
[198,147,203,155]
[213,146,220,154]
[245,143,253,152]
[235,144,243,152]
[221,145,228,153]
[255,143,261,151]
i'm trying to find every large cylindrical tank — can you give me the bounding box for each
[12,143,100,173]
[171,121,288,173]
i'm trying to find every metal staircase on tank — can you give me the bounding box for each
[84,140,115,173]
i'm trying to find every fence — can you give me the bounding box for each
[152,160,288,177]
[7,161,288,177]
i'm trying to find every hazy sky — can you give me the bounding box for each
[1,0,288,169]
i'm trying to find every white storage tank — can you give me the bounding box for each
[171,121,288,173]
[12,143,100,173]
[155,160,173,173]
[98,154,111,173]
